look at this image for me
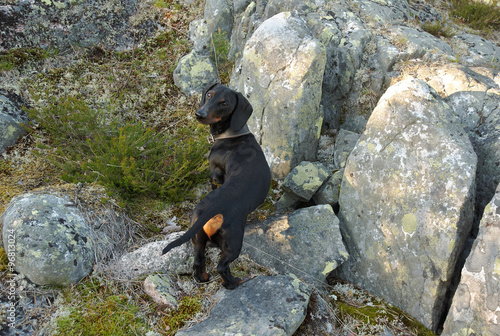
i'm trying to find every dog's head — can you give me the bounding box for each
[195,83,253,132]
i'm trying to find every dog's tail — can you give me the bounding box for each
[161,199,225,255]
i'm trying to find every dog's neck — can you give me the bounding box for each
[208,125,251,144]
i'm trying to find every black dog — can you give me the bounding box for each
[162,83,271,289]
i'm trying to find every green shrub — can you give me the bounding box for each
[211,28,234,84]
[450,0,500,32]
[422,21,455,38]
[28,97,209,203]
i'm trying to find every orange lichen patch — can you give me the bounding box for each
[203,214,223,239]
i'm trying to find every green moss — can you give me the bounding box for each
[0,47,58,71]
[55,278,148,336]
[158,295,203,334]
[329,279,436,335]
[55,294,146,335]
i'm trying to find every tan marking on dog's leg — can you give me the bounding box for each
[203,214,223,239]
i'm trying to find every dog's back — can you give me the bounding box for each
[209,133,271,211]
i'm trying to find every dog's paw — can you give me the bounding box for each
[195,272,210,283]
[222,277,243,290]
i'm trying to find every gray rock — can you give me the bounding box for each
[454,33,500,66]
[0,113,26,153]
[313,169,344,207]
[204,0,233,38]
[111,232,193,280]
[414,65,500,214]
[0,90,28,152]
[1,194,95,286]
[316,134,336,169]
[333,129,360,169]
[293,291,337,336]
[143,274,179,309]
[409,0,443,23]
[389,25,454,59]
[336,79,477,331]
[176,274,311,336]
[173,51,219,96]
[447,91,500,213]
[233,12,326,178]
[227,0,259,61]
[282,161,330,201]
[414,64,497,97]
[356,0,411,24]
[340,115,368,134]
[0,0,156,52]
[442,185,500,336]
[244,205,348,286]
[372,35,401,81]
[0,90,28,123]
[189,19,212,54]
[264,0,317,18]
[318,11,371,129]
[233,0,252,15]
[275,192,303,212]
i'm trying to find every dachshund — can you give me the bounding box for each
[162,83,271,289]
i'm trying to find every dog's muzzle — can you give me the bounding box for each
[195,110,207,121]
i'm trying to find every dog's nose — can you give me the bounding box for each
[195,110,207,120]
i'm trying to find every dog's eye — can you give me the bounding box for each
[206,92,213,99]
[220,101,228,107]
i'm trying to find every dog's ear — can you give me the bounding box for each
[200,83,219,108]
[230,92,253,131]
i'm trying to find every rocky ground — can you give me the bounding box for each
[0,0,499,335]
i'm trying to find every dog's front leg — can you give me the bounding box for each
[209,167,225,190]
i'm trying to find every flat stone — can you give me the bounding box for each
[176,274,311,336]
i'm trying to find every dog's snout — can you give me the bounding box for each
[195,110,207,120]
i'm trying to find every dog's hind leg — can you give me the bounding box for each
[215,230,244,289]
[193,232,210,282]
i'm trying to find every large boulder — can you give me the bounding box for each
[412,65,500,214]
[176,274,311,336]
[335,79,477,331]
[173,51,219,96]
[232,11,326,178]
[442,184,500,336]
[1,194,95,286]
[244,204,348,285]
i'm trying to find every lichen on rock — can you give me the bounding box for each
[1,193,95,286]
